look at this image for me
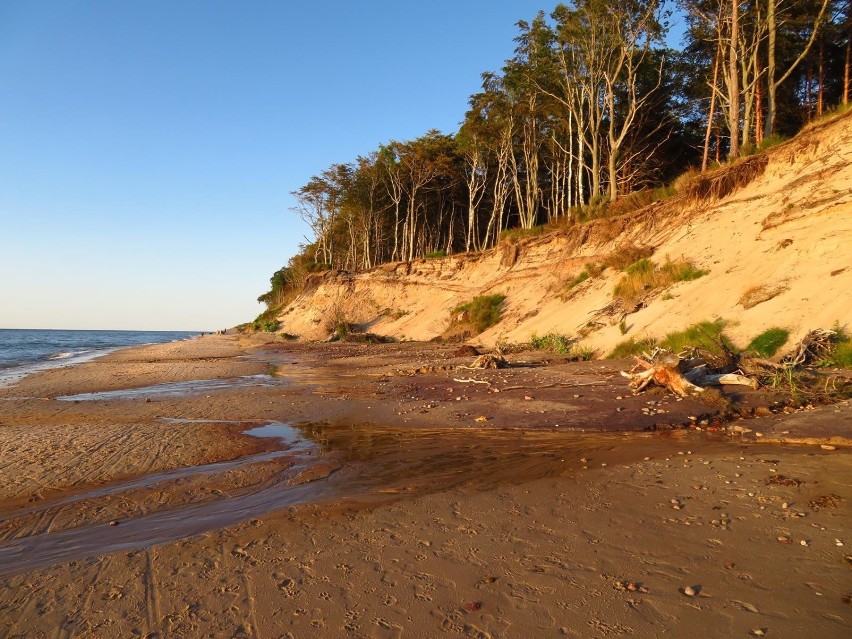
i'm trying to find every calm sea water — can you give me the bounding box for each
[0,329,199,383]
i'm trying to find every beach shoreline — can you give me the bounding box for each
[0,334,849,637]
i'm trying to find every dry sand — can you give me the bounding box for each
[0,335,849,638]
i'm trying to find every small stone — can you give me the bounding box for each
[750,629,766,637]
[836,539,844,546]
[800,540,808,546]
[108,520,120,526]
[524,395,534,401]
[683,586,697,597]
[820,444,837,451]
[782,502,789,509]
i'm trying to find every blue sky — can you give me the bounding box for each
[0,1,683,330]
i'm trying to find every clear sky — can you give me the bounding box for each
[0,1,683,331]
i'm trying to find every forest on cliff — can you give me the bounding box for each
[257,0,850,312]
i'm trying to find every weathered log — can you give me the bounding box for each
[620,365,705,397]
[684,366,759,389]
[621,349,758,396]
[463,354,507,370]
[782,329,836,367]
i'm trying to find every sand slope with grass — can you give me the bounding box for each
[276,111,852,356]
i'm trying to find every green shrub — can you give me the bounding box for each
[662,259,708,282]
[829,341,852,367]
[747,327,790,357]
[453,294,506,334]
[424,250,447,258]
[659,320,734,357]
[613,257,708,305]
[499,225,545,242]
[565,270,590,290]
[608,337,657,359]
[602,245,654,271]
[251,306,282,332]
[757,134,789,152]
[530,332,573,354]
[820,326,852,367]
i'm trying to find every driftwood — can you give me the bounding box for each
[620,350,758,397]
[684,365,759,389]
[462,354,507,370]
[781,328,836,367]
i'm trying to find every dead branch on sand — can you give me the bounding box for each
[621,350,758,397]
[458,354,507,370]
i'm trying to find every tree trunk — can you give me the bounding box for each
[703,46,721,171]
[729,0,740,160]
[766,0,777,137]
[817,34,825,117]
[844,29,850,105]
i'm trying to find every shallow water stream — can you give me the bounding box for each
[0,419,742,577]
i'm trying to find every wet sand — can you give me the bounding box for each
[0,334,849,638]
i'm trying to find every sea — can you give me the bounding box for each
[0,329,199,386]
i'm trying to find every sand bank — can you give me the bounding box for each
[0,335,849,637]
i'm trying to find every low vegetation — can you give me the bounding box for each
[251,306,282,333]
[529,332,573,353]
[747,327,790,357]
[613,257,708,305]
[602,244,654,271]
[449,294,506,336]
[564,269,591,291]
[819,326,852,368]
[608,336,658,359]
[528,333,595,360]
[608,320,733,359]
[658,320,733,358]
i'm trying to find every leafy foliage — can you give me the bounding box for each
[613,258,708,304]
[608,337,658,359]
[747,328,790,357]
[529,332,574,353]
[658,320,734,358]
[452,294,506,334]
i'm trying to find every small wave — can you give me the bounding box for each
[47,350,88,361]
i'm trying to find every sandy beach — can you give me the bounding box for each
[0,334,849,638]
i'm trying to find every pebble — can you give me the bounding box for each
[800,540,808,546]
[683,586,697,597]
[108,520,120,526]
[836,539,844,546]
[820,444,837,451]
[782,502,789,509]
[750,629,766,637]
